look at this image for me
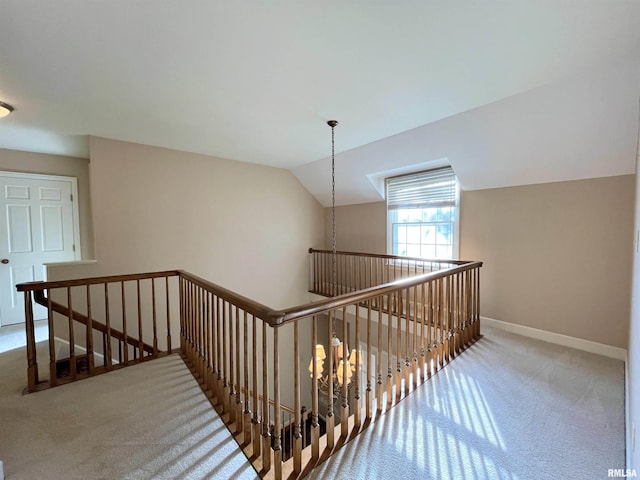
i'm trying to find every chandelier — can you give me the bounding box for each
[309,336,363,390]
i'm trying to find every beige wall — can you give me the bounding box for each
[461,175,633,348]
[325,202,387,254]
[0,148,94,258]
[77,136,325,309]
[326,174,634,348]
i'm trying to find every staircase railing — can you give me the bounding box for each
[16,250,482,480]
[17,271,179,391]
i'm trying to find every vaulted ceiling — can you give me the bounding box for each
[1,1,639,206]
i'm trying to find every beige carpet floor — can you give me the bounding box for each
[0,346,258,480]
[0,325,625,480]
[309,326,625,480]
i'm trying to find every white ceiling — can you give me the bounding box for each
[1,1,639,205]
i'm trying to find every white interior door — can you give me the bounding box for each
[0,172,80,327]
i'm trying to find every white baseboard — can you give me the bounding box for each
[480,316,627,361]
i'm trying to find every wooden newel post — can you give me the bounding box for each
[24,290,39,392]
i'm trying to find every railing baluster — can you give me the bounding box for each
[395,290,402,403]
[376,293,383,413]
[477,266,482,337]
[205,291,213,395]
[439,277,446,368]
[446,274,452,362]
[151,278,158,357]
[199,287,205,381]
[252,313,261,459]
[184,281,190,363]
[293,320,302,473]
[411,285,418,391]
[228,304,236,424]
[235,306,242,433]
[403,287,410,397]
[445,275,450,360]
[47,289,56,387]
[365,298,373,421]
[243,310,252,446]
[314,250,318,293]
[311,314,320,461]
[212,292,218,397]
[120,282,128,365]
[223,301,230,415]
[261,319,271,472]
[386,292,393,410]
[84,285,95,375]
[103,283,111,370]
[273,327,282,479]
[201,288,206,385]
[467,269,473,345]
[354,301,361,429]
[193,286,200,377]
[420,282,426,383]
[202,287,207,385]
[326,309,335,450]
[340,305,349,438]
[179,277,185,352]
[67,287,76,379]
[24,290,38,391]
[136,279,143,360]
[216,296,223,402]
[191,283,196,369]
[456,271,462,353]
[184,280,190,363]
[165,276,172,352]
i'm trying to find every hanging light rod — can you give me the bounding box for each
[328,119,338,295]
[0,101,14,118]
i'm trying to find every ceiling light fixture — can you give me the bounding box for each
[0,101,14,118]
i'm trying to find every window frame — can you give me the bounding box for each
[386,167,460,261]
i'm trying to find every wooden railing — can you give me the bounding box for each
[308,248,469,296]
[16,250,482,479]
[17,271,179,392]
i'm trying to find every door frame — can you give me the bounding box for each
[1,170,82,261]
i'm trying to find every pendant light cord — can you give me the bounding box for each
[328,120,338,296]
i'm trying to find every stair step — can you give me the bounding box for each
[55,355,89,378]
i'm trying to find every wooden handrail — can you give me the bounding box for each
[16,270,180,292]
[269,260,484,326]
[32,290,155,354]
[308,248,473,265]
[177,270,275,321]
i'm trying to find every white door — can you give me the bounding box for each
[0,172,80,326]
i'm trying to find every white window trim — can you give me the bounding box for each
[385,169,460,261]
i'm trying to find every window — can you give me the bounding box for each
[386,166,459,260]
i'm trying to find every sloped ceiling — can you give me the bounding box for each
[0,1,639,206]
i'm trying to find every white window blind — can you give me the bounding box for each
[386,166,457,210]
